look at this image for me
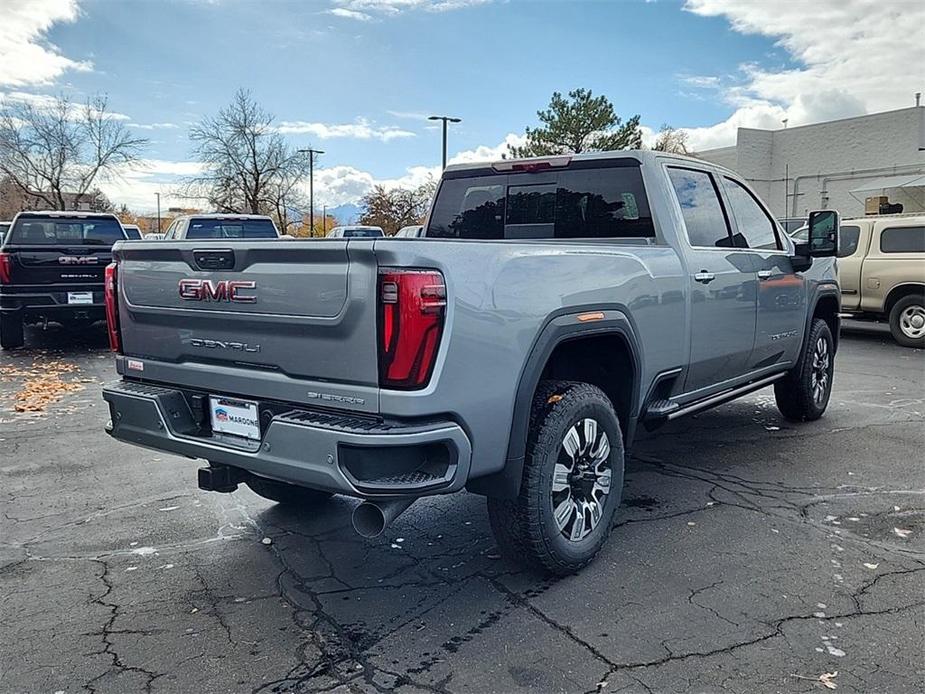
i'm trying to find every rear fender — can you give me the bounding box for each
[466,308,641,499]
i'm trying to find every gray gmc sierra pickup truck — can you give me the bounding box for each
[102,151,841,574]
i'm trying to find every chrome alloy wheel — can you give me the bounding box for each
[811,336,831,405]
[899,304,925,340]
[551,418,612,542]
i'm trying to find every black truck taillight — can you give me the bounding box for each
[0,252,11,285]
[104,262,122,353]
[378,268,446,389]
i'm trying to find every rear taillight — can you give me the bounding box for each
[378,268,446,389]
[0,253,11,284]
[104,262,122,353]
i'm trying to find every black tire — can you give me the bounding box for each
[774,318,835,422]
[487,380,625,575]
[0,313,24,350]
[888,295,925,348]
[246,476,334,505]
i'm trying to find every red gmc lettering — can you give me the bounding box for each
[178,279,256,303]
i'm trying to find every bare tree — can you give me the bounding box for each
[187,89,310,222]
[359,178,436,235]
[0,94,147,211]
[651,124,693,155]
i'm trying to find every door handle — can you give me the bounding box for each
[757,270,772,280]
[693,271,715,283]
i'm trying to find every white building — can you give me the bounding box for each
[698,106,925,220]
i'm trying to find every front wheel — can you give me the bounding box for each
[888,295,925,348]
[487,380,625,575]
[774,318,835,421]
[246,476,334,506]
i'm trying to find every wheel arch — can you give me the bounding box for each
[809,286,841,353]
[883,283,925,315]
[466,308,641,499]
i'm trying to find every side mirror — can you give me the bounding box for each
[792,210,839,272]
[806,210,839,257]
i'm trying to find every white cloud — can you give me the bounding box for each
[386,110,433,121]
[447,132,525,165]
[0,90,131,122]
[127,122,179,130]
[95,159,207,211]
[309,133,525,208]
[0,0,91,87]
[276,118,415,142]
[329,0,491,20]
[679,0,925,151]
[327,8,373,21]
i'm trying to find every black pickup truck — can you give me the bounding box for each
[0,211,127,349]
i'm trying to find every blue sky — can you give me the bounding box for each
[1,0,921,211]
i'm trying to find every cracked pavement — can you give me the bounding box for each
[1,321,923,693]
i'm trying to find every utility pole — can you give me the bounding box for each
[298,148,324,233]
[322,204,326,236]
[155,192,161,233]
[428,115,461,169]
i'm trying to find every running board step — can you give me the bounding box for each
[644,372,786,430]
[644,399,680,420]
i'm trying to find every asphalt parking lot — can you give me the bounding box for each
[1,322,922,694]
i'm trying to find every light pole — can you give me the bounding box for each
[428,115,461,169]
[155,192,161,233]
[298,148,324,233]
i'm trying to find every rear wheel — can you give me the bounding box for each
[888,295,925,348]
[774,318,834,421]
[487,380,625,575]
[0,314,24,350]
[246,476,334,505]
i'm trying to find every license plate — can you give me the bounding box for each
[210,396,260,440]
[67,291,93,305]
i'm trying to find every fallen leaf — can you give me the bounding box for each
[893,527,911,539]
[863,562,879,570]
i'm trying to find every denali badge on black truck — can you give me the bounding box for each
[0,211,127,349]
[101,151,841,574]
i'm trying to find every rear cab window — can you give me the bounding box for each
[8,215,125,246]
[186,218,279,240]
[427,161,654,240]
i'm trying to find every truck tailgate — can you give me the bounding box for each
[115,240,380,408]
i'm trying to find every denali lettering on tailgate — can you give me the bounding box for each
[178,279,256,303]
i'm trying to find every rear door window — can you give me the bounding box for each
[666,167,732,248]
[427,165,653,240]
[837,225,861,257]
[880,226,925,253]
[9,216,125,245]
[186,218,279,239]
[722,177,781,250]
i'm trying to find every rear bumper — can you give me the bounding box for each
[101,380,472,499]
[1,289,105,317]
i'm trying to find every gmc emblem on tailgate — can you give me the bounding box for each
[59,256,98,265]
[178,279,256,303]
